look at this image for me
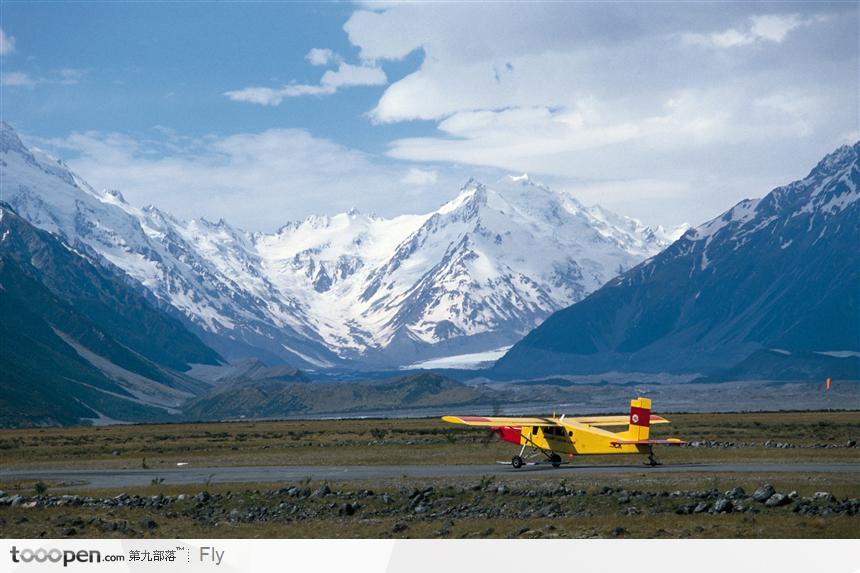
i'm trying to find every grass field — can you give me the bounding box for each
[0,411,858,539]
[1,411,858,470]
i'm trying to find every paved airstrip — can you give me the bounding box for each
[2,463,858,490]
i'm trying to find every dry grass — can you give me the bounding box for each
[0,411,857,470]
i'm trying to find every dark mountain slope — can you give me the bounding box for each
[495,142,860,377]
[0,204,223,426]
[183,372,493,420]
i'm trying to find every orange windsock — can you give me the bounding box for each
[826,377,831,391]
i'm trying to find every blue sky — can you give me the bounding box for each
[1,2,857,230]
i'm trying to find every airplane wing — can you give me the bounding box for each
[610,438,685,445]
[442,415,561,427]
[568,415,671,427]
[442,415,672,428]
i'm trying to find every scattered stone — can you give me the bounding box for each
[752,484,776,502]
[693,502,710,514]
[787,491,798,500]
[140,518,158,529]
[713,499,733,513]
[611,527,626,536]
[62,527,77,536]
[496,485,508,495]
[725,487,746,499]
[310,485,331,499]
[339,503,355,516]
[391,521,408,533]
[765,494,789,507]
[813,491,833,501]
[195,491,210,503]
[847,440,856,448]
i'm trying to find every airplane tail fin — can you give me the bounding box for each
[627,397,651,441]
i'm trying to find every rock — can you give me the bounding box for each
[339,503,355,516]
[714,498,733,513]
[813,491,833,501]
[725,487,746,499]
[382,493,393,504]
[140,518,158,529]
[847,440,856,448]
[617,492,632,504]
[611,527,626,536]
[9,495,24,507]
[752,484,776,502]
[195,491,210,503]
[391,521,408,533]
[228,510,241,522]
[693,502,710,513]
[765,493,789,507]
[310,485,331,499]
[62,527,77,536]
[787,491,798,500]
[177,494,189,502]
[496,484,508,495]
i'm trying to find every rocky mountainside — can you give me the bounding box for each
[0,203,222,426]
[495,142,860,377]
[2,122,679,369]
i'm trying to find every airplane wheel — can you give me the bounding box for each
[511,456,524,469]
[550,453,562,468]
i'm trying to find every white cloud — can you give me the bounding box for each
[225,56,387,106]
[224,84,335,105]
[336,3,857,226]
[57,68,85,85]
[1,71,35,87]
[40,128,464,230]
[401,168,438,185]
[320,62,386,88]
[0,28,15,56]
[306,48,339,66]
[0,68,86,88]
[684,13,816,48]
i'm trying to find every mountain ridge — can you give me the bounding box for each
[2,122,677,369]
[494,141,860,377]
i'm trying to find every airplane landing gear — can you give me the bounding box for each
[550,453,562,468]
[511,455,524,469]
[646,451,661,467]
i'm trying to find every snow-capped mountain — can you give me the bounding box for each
[496,141,860,377]
[1,122,676,369]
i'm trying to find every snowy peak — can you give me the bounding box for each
[1,122,678,369]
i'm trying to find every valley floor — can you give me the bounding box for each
[0,411,857,538]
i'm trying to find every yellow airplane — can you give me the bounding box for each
[443,397,683,468]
